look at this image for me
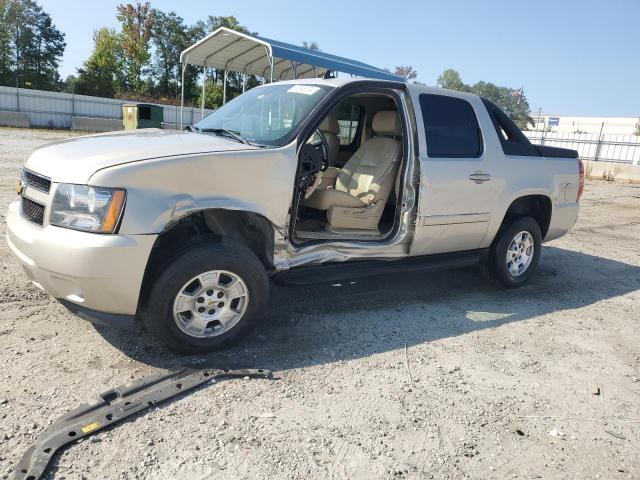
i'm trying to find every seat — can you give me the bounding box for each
[318,113,340,167]
[303,110,402,230]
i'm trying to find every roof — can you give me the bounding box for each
[180,27,402,82]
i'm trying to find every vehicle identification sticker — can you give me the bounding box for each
[287,85,320,95]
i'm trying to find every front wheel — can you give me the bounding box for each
[142,239,269,353]
[488,216,542,288]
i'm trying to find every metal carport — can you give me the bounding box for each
[179,27,402,126]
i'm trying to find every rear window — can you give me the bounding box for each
[419,94,482,158]
[334,101,363,145]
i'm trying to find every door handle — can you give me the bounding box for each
[469,172,491,184]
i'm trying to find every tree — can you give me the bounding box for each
[302,41,320,51]
[75,28,123,97]
[149,10,209,103]
[0,0,65,90]
[436,68,470,92]
[394,65,418,82]
[150,10,192,99]
[0,0,14,85]
[436,68,533,129]
[116,1,154,92]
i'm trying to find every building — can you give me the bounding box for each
[530,114,639,135]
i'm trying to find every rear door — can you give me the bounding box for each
[410,91,503,255]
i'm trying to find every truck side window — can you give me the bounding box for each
[419,94,482,158]
[481,98,540,157]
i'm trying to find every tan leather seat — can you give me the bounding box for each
[303,110,402,230]
[318,113,340,166]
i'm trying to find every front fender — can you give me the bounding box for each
[88,144,298,234]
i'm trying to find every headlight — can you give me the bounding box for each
[50,184,126,233]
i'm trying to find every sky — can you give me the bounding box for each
[40,0,640,117]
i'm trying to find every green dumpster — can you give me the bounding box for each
[122,103,164,130]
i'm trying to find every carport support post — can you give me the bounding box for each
[180,60,186,130]
[264,46,273,83]
[201,64,207,119]
[242,72,246,93]
[223,70,228,104]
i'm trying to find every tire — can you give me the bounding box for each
[488,216,542,289]
[142,238,269,354]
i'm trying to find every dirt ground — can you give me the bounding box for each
[0,128,639,480]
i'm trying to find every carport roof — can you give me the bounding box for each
[180,27,402,82]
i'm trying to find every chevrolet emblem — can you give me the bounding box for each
[15,181,25,196]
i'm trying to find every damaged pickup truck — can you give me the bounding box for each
[6,78,583,353]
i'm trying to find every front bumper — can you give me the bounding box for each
[6,199,157,317]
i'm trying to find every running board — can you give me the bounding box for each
[273,249,488,286]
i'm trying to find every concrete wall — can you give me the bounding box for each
[71,116,123,132]
[0,111,30,128]
[0,86,213,129]
[584,160,640,182]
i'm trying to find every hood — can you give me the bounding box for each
[24,129,259,184]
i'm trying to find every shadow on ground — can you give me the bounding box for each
[95,246,640,371]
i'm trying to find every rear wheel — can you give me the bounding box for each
[142,239,269,353]
[488,216,542,288]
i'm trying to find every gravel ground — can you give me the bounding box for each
[1,128,639,480]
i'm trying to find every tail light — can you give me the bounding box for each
[577,158,585,202]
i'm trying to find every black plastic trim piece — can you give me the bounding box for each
[11,368,272,480]
[534,144,579,159]
[273,249,488,286]
[58,299,136,329]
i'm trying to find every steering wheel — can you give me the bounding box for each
[300,128,330,199]
[310,128,330,171]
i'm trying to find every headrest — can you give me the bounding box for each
[372,111,401,136]
[319,113,340,135]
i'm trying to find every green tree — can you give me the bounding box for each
[196,79,223,110]
[0,0,14,85]
[75,28,123,97]
[436,68,533,129]
[471,81,533,129]
[0,0,65,90]
[150,10,205,102]
[436,68,470,92]
[116,1,154,92]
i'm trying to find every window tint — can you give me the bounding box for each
[334,101,363,145]
[419,94,482,158]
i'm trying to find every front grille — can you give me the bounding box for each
[23,169,51,193]
[21,197,45,225]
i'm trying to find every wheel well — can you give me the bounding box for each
[501,195,552,238]
[137,209,274,313]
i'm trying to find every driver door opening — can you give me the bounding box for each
[292,91,406,243]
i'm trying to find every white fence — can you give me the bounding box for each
[0,86,213,129]
[524,131,640,165]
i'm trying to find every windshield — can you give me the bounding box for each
[194,83,333,147]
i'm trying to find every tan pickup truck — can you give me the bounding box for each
[7,78,583,353]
